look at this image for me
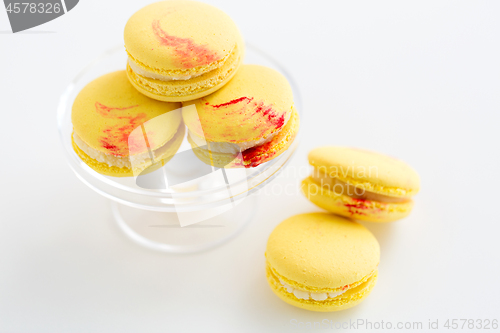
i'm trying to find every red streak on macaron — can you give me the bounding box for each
[95,102,138,116]
[241,137,277,168]
[210,97,253,108]
[199,97,286,142]
[152,20,221,68]
[95,102,149,157]
[253,100,285,129]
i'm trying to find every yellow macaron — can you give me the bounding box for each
[124,0,244,102]
[182,64,299,168]
[72,70,184,177]
[302,146,420,222]
[266,213,380,312]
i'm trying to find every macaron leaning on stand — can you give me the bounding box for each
[124,0,245,102]
[72,71,184,177]
[182,64,300,168]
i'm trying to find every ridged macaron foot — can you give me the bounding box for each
[124,0,244,102]
[182,64,300,168]
[266,213,380,312]
[301,146,420,222]
[71,70,184,177]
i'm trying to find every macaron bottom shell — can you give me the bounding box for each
[301,177,414,222]
[125,46,242,102]
[72,124,185,177]
[187,108,299,168]
[266,264,378,312]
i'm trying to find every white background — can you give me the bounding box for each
[1,1,500,332]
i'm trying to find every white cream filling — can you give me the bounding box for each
[189,130,277,155]
[128,58,206,81]
[279,278,347,301]
[74,133,157,168]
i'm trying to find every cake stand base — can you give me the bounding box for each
[111,194,258,254]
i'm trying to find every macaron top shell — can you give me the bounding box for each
[183,64,294,143]
[308,146,420,197]
[124,0,243,74]
[72,71,181,157]
[266,213,380,290]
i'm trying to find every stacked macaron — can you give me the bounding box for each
[71,0,299,177]
[124,0,245,102]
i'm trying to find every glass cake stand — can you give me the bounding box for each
[57,44,302,253]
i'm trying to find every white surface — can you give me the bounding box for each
[1,1,500,332]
